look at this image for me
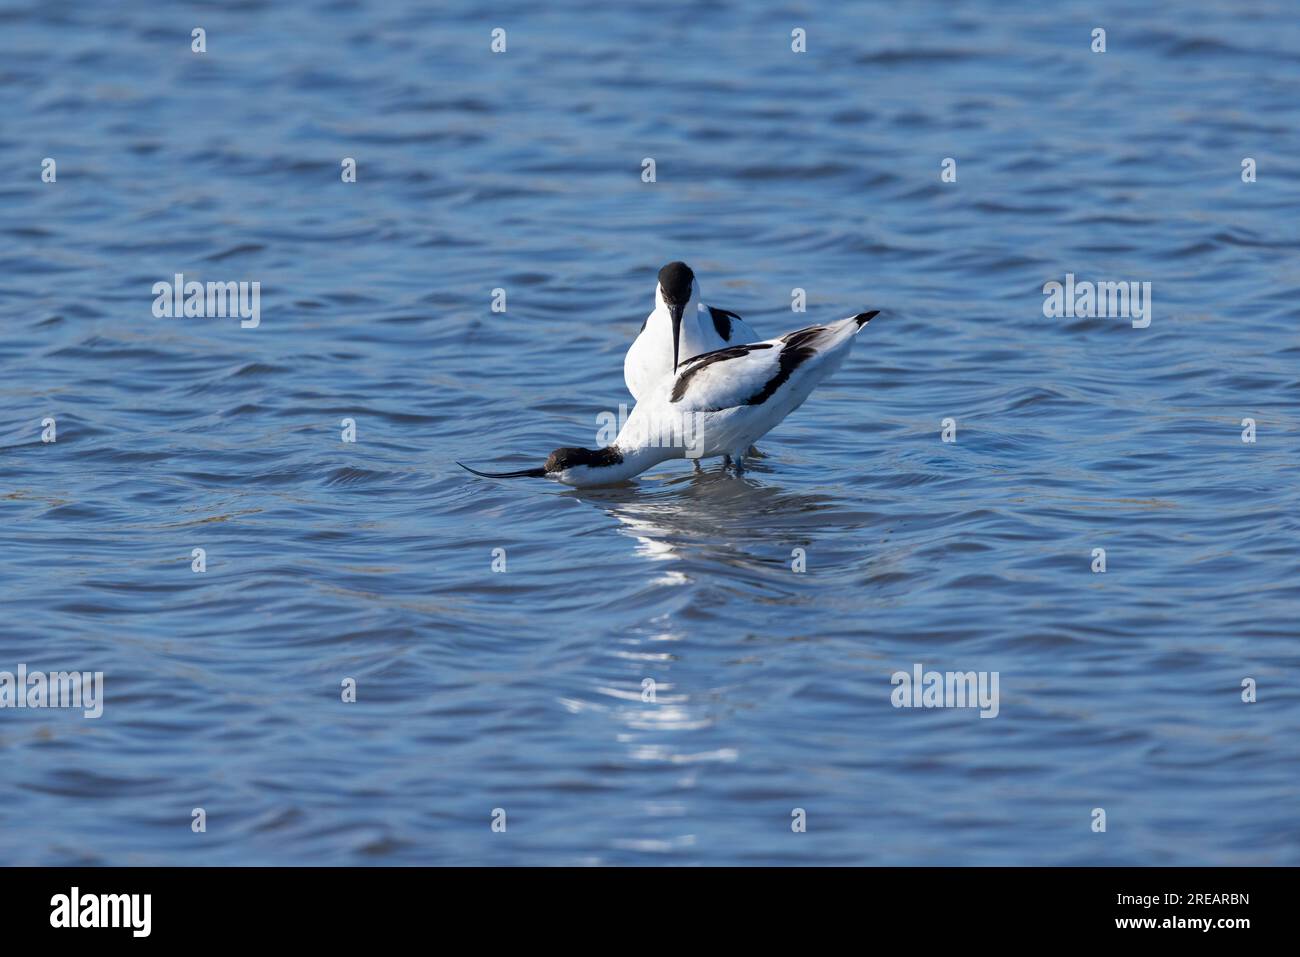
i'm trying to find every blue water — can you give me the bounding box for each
[2,0,1298,865]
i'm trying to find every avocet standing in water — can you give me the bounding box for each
[460,309,879,487]
[624,261,759,402]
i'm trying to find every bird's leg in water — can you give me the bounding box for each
[692,458,703,473]
[721,455,732,471]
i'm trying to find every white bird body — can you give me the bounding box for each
[494,310,877,487]
[623,262,758,402]
[456,259,879,488]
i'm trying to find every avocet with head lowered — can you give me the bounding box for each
[459,309,879,487]
[623,261,759,402]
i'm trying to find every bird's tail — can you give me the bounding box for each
[816,310,879,349]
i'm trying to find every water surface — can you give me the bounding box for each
[1,0,1298,865]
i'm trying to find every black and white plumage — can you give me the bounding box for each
[460,310,879,488]
[623,261,759,402]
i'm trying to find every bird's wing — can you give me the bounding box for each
[729,314,760,343]
[706,306,762,345]
[704,306,750,343]
[668,313,877,412]
[668,341,780,411]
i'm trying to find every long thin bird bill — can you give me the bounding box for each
[457,461,546,479]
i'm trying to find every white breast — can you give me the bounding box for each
[624,315,673,402]
[624,304,759,402]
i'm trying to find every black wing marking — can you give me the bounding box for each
[743,328,825,406]
[679,341,772,369]
[779,325,827,349]
[706,306,743,342]
[670,314,878,409]
[671,343,773,403]
[670,325,833,408]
